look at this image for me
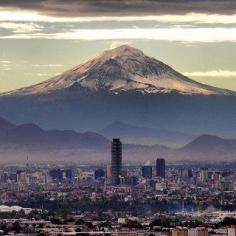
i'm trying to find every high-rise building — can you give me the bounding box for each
[65,169,73,179]
[200,168,208,182]
[111,138,122,185]
[106,164,112,179]
[95,168,105,180]
[156,158,165,178]
[49,168,63,182]
[142,161,152,179]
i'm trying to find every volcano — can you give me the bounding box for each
[4,45,233,96]
[0,45,236,136]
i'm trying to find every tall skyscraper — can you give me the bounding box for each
[142,161,152,179]
[156,158,165,178]
[111,138,122,185]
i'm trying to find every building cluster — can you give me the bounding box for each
[0,218,236,235]
[107,138,166,186]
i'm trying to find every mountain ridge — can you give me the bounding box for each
[0,116,110,148]
[180,134,236,152]
[100,121,195,147]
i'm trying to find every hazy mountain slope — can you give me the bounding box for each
[175,135,236,161]
[100,121,195,147]
[0,116,171,164]
[0,117,15,132]
[0,117,110,149]
[180,134,236,152]
[0,117,236,163]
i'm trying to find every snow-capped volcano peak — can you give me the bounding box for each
[98,45,145,59]
[4,45,234,96]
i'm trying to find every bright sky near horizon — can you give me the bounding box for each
[0,0,236,92]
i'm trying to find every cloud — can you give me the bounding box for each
[31,64,64,67]
[0,67,11,71]
[184,70,236,77]
[24,72,52,77]
[2,10,236,26]
[0,22,43,33]
[1,0,236,17]
[3,27,236,43]
[109,41,132,49]
[0,60,12,71]
[0,60,11,64]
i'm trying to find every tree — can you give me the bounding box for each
[76,219,85,225]
[12,221,22,234]
[221,217,236,226]
[125,220,143,229]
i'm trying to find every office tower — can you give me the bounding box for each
[180,168,189,181]
[156,158,165,178]
[0,172,8,183]
[200,168,208,182]
[49,168,63,182]
[95,168,105,180]
[188,169,193,178]
[106,164,112,179]
[111,138,122,185]
[141,161,152,179]
[65,169,73,179]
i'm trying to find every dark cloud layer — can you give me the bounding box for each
[1,0,236,16]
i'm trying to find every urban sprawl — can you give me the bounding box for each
[0,139,236,235]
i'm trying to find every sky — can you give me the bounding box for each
[0,0,236,92]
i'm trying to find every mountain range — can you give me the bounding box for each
[0,116,110,163]
[0,116,236,163]
[0,45,236,140]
